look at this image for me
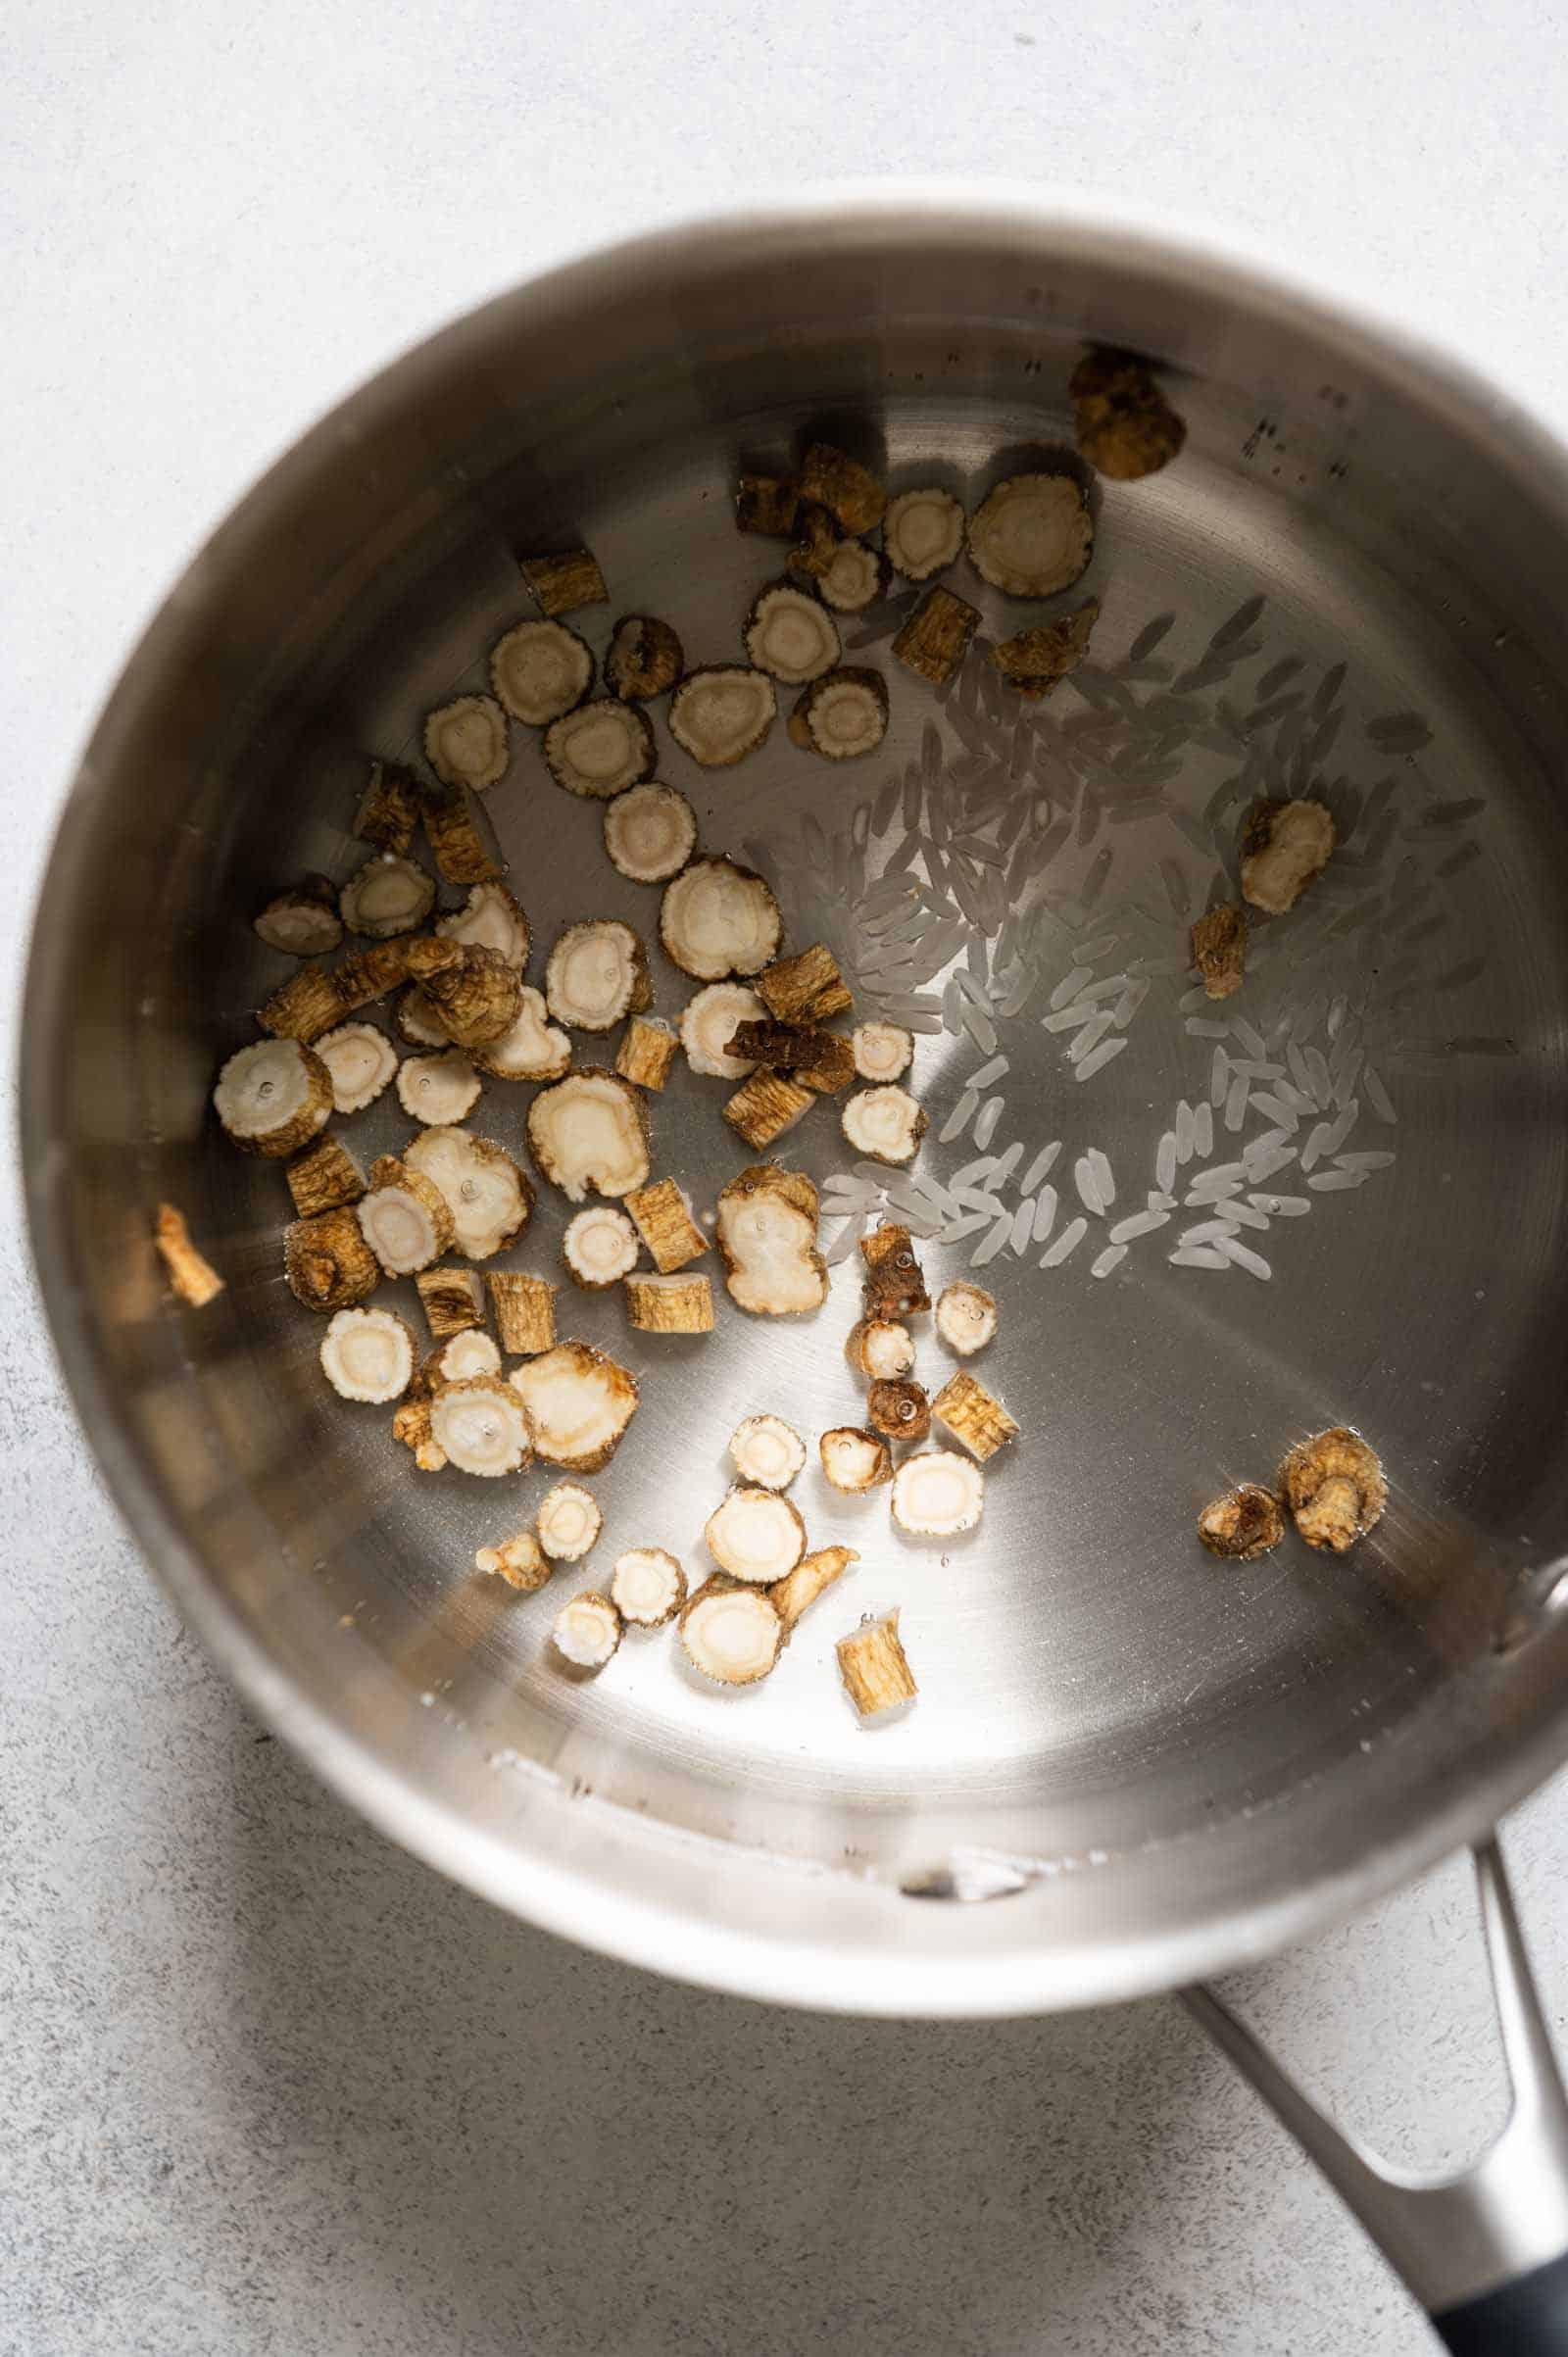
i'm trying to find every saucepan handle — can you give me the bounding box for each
[1183,1837,1568,2351]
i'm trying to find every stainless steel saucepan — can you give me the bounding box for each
[24,195,1568,2348]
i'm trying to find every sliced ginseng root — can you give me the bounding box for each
[418,780,501,886]
[414,1262,484,1340]
[967,469,1094,598]
[706,1487,807,1585]
[1280,1426,1387,1553]
[625,1178,708,1272]
[603,783,697,884]
[520,546,607,617]
[398,988,451,1048]
[736,471,799,538]
[339,856,435,940]
[287,1136,366,1217]
[727,1020,856,1094]
[798,442,887,535]
[891,1449,985,1536]
[610,1547,686,1628]
[545,919,651,1033]
[935,1281,997,1357]
[527,1070,650,1202]
[316,1022,398,1114]
[319,1306,415,1402]
[853,1022,913,1083]
[772,1546,856,1634]
[860,1221,930,1318]
[681,982,765,1078]
[723,1069,815,1149]
[536,1483,603,1563]
[552,1592,622,1669]
[476,1532,552,1592]
[154,1204,224,1306]
[847,1318,916,1380]
[563,1204,640,1289]
[1241,800,1336,915]
[717,1163,827,1316]
[429,1375,532,1477]
[605,614,683,702]
[837,1612,917,1718]
[486,1269,557,1356]
[435,881,530,969]
[259,940,411,1042]
[789,667,889,761]
[624,1272,714,1333]
[842,1085,926,1164]
[932,1371,1018,1462]
[1070,346,1187,481]
[728,1414,807,1490]
[429,1328,502,1381]
[511,1342,639,1471]
[892,584,980,686]
[471,988,571,1082]
[403,939,522,1049]
[679,1579,782,1686]
[397,1047,481,1125]
[423,694,510,792]
[819,1426,893,1492]
[868,1378,931,1445]
[883,486,965,580]
[1198,1484,1286,1560]
[489,617,593,725]
[543,699,656,799]
[405,1126,533,1259]
[757,941,852,1024]
[254,875,343,957]
[615,1016,678,1092]
[1191,903,1248,1001]
[284,1206,381,1310]
[661,859,782,981]
[354,761,418,856]
[745,584,841,684]
[668,666,777,767]
[214,1038,333,1157]
[359,1154,454,1275]
[991,600,1101,700]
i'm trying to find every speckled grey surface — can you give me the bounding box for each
[7,5,1568,2349]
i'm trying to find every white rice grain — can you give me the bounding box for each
[1155,1131,1178,1194]
[938,1091,981,1146]
[1363,1064,1397,1123]
[967,1054,1009,1092]
[1068,1009,1117,1063]
[1019,1140,1062,1194]
[1220,1198,1271,1232]
[991,1142,1025,1183]
[1331,1046,1364,1107]
[1229,1015,1268,1059]
[1216,1235,1273,1279]
[1193,1102,1214,1157]
[1304,1046,1334,1106]
[1250,1193,1311,1216]
[1323,1100,1360,1154]
[1180,1218,1243,1247]
[961,1002,1000,1056]
[1074,1154,1103,1215]
[1044,1000,1098,1034]
[973,1095,1004,1150]
[942,1207,1004,1246]
[1032,1185,1058,1245]
[1299,1120,1334,1173]
[1110,1208,1169,1244]
[1336,1151,1396,1171]
[1208,1046,1230,1106]
[1175,1100,1197,1162]
[1223,1072,1250,1132]
[1185,1019,1232,1039]
[1246,1145,1298,1184]
[1091,1243,1130,1279]
[1169,1246,1231,1270]
[823,1214,867,1264]
[1307,1170,1368,1193]
[1009,1200,1037,1256]
[1088,1149,1115,1205]
[1050,964,1093,1010]
[1040,1215,1089,1267]
[1148,1190,1178,1212]
[970,1209,1017,1266]
[1249,1092,1302,1132]
[1075,1035,1129,1081]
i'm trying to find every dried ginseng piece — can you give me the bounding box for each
[723,1069,815,1150]
[883,486,965,580]
[668,666,777,767]
[798,442,886,535]
[476,1532,552,1592]
[286,1136,366,1218]
[1070,346,1187,480]
[860,1221,930,1318]
[552,1591,622,1668]
[429,1375,532,1477]
[397,1047,481,1125]
[1241,800,1336,916]
[968,469,1094,598]
[510,1341,639,1471]
[679,1578,782,1685]
[716,1162,826,1316]
[428,1328,502,1382]
[543,700,657,800]
[771,1546,856,1634]
[819,1426,893,1492]
[486,1269,557,1356]
[563,1204,640,1289]
[842,1085,926,1165]
[681,982,765,1079]
[435,881,530,969]
[536,1483,603,1563]
[624,1272,714,1332]
[728,1414,806,1491]
[423,694,510,793]
[990,599,1100,700]
[868,1378,931,1445]
[520,547,607,617]
[316,1022,398,1115]
[319,1306,415,1403]
[154,1204,223,1306]
[745,584,841,684]
[214,1038,333,1157]
[397,988,451,1048]
[611,1547,686,1628]
[726,1021,855,1092]
[891,1449,985,1535]
[837,1612,917,1718]
[706,1486,807,1585]
[853,1022,913,1083]
[892,584,980,686]
[661,859,781,981]
[358,1154,454,1275]
[471,988,571,1083]
[790,667,889,761]
[405,1126,533,1260]
[1192,904,1247,1001]
[338,856,435,940]
[489,617,594,725]
[757,942,852,1025]
[735,473,799,538]
[615,1016,678,1092]
[624,1177,707,1273]
[417,780,501,886]
[403,939,522,1049]
[932,1370,1018,1462]
[258,944,409,1043]
[603,784,697,884]
[354,761,418,856]
[414,1263,484,1342]
[1198,1483,1286,1560]
[254,874,342,958]
[934,1281,996,1357]
[545,919,651,1033]
[284,1205,380,1311]
[527,1070,651,1203]
[846,1318,915,1380]
[1280,1427,1387,1553]
[604,614,683,702]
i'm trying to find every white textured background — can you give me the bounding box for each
[6,4,1568,2349]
